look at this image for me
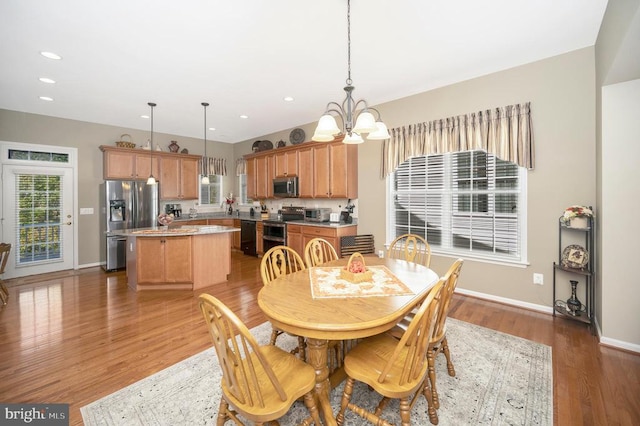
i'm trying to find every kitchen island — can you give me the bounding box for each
[113,225,240,291]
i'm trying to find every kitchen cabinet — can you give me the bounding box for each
[160,156,199,200]
[208,218,239,249]
[256,222,264,255]
[243,139,356,200]
[254,155,273,199]
[297,147,314,198]
[246,158,256,199]
[274,150,298,177]
[233,219,241,249]
[313,143,358,198]
[136,236,192,284]
[287,224,303,256]
[287,224,357,258]
[100,146,159,180]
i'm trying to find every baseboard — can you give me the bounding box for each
[599,336,640,354]
[78,262,103,269]
[455,287,553,314]
[456,287,639,354]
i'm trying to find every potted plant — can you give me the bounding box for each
[561,205,593,229]
[225,193,235,215]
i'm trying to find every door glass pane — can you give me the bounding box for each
[16,174,63,264]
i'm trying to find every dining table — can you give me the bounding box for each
[257,255,439,425]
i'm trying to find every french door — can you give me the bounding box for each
[1,143,76,279]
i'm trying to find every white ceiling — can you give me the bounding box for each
[0,0,608,144]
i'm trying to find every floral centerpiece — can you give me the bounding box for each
[224,193,235,215]
[562,205,593,228]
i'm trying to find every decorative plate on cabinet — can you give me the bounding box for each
[561,244,589,269]
[258,140,273,151]
[289,128,305,144]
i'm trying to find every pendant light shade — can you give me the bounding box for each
[201,102,210,185]
[366,121,391,140]
[146,102,157,185]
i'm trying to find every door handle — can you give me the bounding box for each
[66,222,72,225]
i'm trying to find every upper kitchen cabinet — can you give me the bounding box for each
[159,156,199,200]
[243,140,357,199]
[254,155,274,199]
[312,142,358,199]
[297,146,314,198]
[100,146,159,180]
[274,150,298,177]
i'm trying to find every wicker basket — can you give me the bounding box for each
[115,134,135,149]
[340,252,374,283]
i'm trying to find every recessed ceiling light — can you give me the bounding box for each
[39,77,56,84]
[141,115,149,119]
[208,127,216,131]
[39,96,54,101]
[40,51,62,60]
[240,115,248,119]
[283,96,294,102]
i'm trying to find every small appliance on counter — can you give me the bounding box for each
[165,203,182,218]
[329,212,340,222]
[304,208,331,222]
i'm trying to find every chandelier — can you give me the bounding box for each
[201,102,210,185]
[312,0,389,144]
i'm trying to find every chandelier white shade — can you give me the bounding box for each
[146,102,157,185]
[312,0,389,144]
[201,102,210,185]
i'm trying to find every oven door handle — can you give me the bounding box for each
[263,235,285,242]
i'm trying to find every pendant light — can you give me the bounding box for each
[312,0,390,143]
[201,102,210,185]
[146,102,157,185]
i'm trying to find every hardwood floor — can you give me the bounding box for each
[1,251,639,425]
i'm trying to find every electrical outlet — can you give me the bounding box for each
[533,273,544,285]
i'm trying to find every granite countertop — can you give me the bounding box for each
[173,212,358,228]
[111,224,240,237]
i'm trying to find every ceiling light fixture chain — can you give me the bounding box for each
[201,102,210,185]
[146,102,157,185]
[312,0,389,144]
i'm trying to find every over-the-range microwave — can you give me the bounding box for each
[273,176,299,198]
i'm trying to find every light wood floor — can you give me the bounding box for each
[1,251,638,425]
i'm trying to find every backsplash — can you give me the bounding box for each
[161,198,358,218]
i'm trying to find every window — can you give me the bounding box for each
[389,150,526,264]
[200,175,222,206]
[238,174,248,204]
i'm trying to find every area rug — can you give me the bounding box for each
[81,319,552,425]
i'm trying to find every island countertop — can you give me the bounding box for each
[111,224,240,237]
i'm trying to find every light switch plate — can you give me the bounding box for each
[80,208,94,215]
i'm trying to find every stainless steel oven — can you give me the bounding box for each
[262,221,286,252]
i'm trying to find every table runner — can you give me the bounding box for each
[309,265,414,298]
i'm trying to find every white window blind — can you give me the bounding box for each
[200,175,222,206]
[390,150,526,263]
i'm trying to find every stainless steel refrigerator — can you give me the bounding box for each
[100,180,159,271]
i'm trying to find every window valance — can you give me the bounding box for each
[380,102,534,178]
[200,157,227,176]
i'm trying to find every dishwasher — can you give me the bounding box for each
[240,220,257,256]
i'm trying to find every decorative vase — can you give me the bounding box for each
[228,205,233,215]
[168,140,180,153]
[569,216,588,229]
[566,280,582,316]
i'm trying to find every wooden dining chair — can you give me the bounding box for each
[303,237,339,268]
[427,258,464,411]
[336,278,446,426]
[0,243,11,306]
[387,233,431,267]
[198,294,323,426]
[260,245,307,360]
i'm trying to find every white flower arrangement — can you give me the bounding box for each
[561,205,593,223]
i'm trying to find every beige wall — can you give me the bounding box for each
[235,48,598,312]
[0,110,235,266]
